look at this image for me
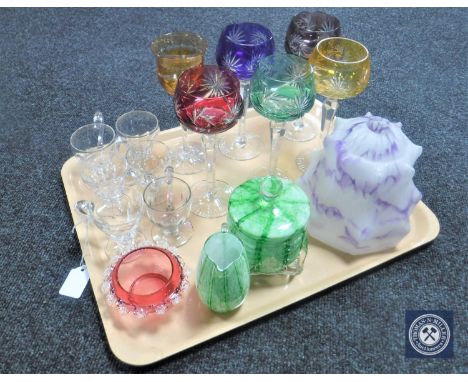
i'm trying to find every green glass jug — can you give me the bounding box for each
[196,224,250,313]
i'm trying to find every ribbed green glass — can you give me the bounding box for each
[228,176,310,274]
[196,229,250,313]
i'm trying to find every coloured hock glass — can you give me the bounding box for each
[151,32,208,175]
[250,53,315,178]
[284,11,341,142]
[285,11,342,59]
[296,37,370,173]
[216,22,275,161]
[174,65,243,218]
[196,224,250,313]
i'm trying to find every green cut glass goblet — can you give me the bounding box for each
[250,53,315,178]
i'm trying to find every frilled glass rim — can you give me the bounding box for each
[315,37,370,65]
[102,244,190,318]
[151,31,208,58]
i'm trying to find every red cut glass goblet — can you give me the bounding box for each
[174,65,243,218]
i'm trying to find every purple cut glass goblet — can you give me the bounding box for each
[216,22,275,161]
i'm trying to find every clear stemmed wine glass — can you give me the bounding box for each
[284,11,341,142]
[80,149,128,202]
[75,191,145,257]
[125,139,169,189]
[216,22,275,161]
[151,32,208,175]
[296,37,370,172]
[144,167,193,247]
[250,53,315,179]
[174,65,243,218]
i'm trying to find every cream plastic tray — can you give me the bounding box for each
[61,102,440,366]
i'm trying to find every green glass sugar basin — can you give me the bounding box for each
[227,176,311,274]
[228,218,308,274]
[228,177,310,240]
[196,231,250,313]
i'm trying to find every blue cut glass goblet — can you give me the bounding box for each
[216,22,275,161]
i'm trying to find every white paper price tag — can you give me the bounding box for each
[59,265,90,299]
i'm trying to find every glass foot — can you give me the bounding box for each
[151,220,193,248]
[191,180,233,218]
[284,119,317,142]
[171,140,205,175]
[218,132,262,161]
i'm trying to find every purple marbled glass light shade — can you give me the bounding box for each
[216,22,275,80]
[298,112,423,255]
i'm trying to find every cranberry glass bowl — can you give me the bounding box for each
[102,246,190,318]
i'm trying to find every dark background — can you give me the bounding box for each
[0,7,466,373]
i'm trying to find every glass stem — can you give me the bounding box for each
[202,134,216,199]
[181,124,190,155]
[269,120,286,176]
[292,117,305,131]
[321,98,339,139]
[235,79,250,147]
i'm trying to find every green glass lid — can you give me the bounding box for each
[228,176,310,240]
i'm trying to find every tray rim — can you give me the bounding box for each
[61,107,440,366]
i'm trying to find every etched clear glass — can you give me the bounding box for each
[75,191,144,257]
[143,167,193,248]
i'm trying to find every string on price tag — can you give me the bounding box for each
[59,212,92,299]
